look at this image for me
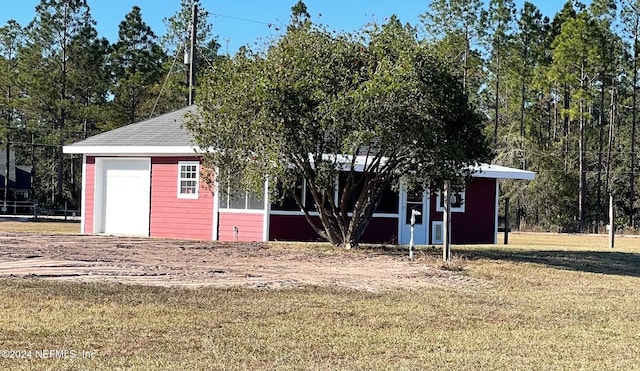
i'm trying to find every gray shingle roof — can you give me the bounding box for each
[67,106,197,148]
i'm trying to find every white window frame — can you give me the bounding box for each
[219,184,266,212]
[435,188,466,213]
[177,161,199,199]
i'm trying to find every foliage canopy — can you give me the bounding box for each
[188,13,490,247]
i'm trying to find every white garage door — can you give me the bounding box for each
[102,159,151,236]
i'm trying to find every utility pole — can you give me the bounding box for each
[187,4,198,106]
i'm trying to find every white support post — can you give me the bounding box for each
[443,180,451,262]
[609,192,615,249]
[409,209,421,260]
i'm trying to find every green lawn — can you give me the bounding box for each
[1,233,639,369]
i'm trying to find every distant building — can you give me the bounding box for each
[0,150,33,201]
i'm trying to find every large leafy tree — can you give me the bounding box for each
[188,8,491,248]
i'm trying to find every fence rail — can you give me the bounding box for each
[1,201,80,221]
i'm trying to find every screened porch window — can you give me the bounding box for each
[220,188,265,210]
[178,161,199,199]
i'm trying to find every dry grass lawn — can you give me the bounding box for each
[1,230,639,369]
[0,219,80,234]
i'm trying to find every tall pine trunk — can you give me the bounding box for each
[631,26,638,227]
[596,69,606,232]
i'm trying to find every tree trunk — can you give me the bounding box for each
[595,69,606,233]
[57,29,68,205]
[520,57,527,141]
[605,78,617,198]
[579,98,586,232]
[493,47,500,151]
[3,139,8,213]
[563,84,571,172]
[631,25,639,227]
[3,93,10,212]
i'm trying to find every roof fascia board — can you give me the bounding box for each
[473,171,535,180]
[63,146,206,155]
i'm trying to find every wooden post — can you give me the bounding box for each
[609,192,615,249]
[443,180,451,262]
[504,197,509,245]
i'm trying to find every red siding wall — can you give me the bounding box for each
[218,213,264,241]
[150,157,214,240]
[361,218,398,244]
[430,178,496,244]
[84,156,95,234]
[269,214,398,244]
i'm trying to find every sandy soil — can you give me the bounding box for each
[0,233,485,292]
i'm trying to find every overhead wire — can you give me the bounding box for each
[149,39,186,118]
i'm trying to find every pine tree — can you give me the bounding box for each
[622,0,640,227]
[481,0,516,151]
[549,9,602,231]
[159,0,220,111]
[0,20,23,209]
[109,6,166,127]
[20,0,102,206]
[421,0,484,103]
[589,0,618,230]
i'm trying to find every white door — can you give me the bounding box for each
[101,159,150,236]
[399,188,428,245]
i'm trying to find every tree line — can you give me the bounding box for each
[1,0,639,234]
[423,0,639,233]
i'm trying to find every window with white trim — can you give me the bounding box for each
[178,161,199,199]
[220,188,265,210]
[436,188,466,213]
[269,179,317,212]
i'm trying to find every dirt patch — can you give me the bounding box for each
[0,233,487,291]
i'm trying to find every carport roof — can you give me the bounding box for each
[63,106,199,155]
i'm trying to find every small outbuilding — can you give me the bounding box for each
[63,106,534,244]
[1,150,33,203]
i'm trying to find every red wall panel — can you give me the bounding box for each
[269,214,398,244]
[150,157,214,240]
[430,178,497,244]
[84,156,95,234]
[218,212,264,242]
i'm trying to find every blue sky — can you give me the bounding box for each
[2,1,579,55]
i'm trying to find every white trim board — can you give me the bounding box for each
[472,164,535,180]
[63,145,203,155]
